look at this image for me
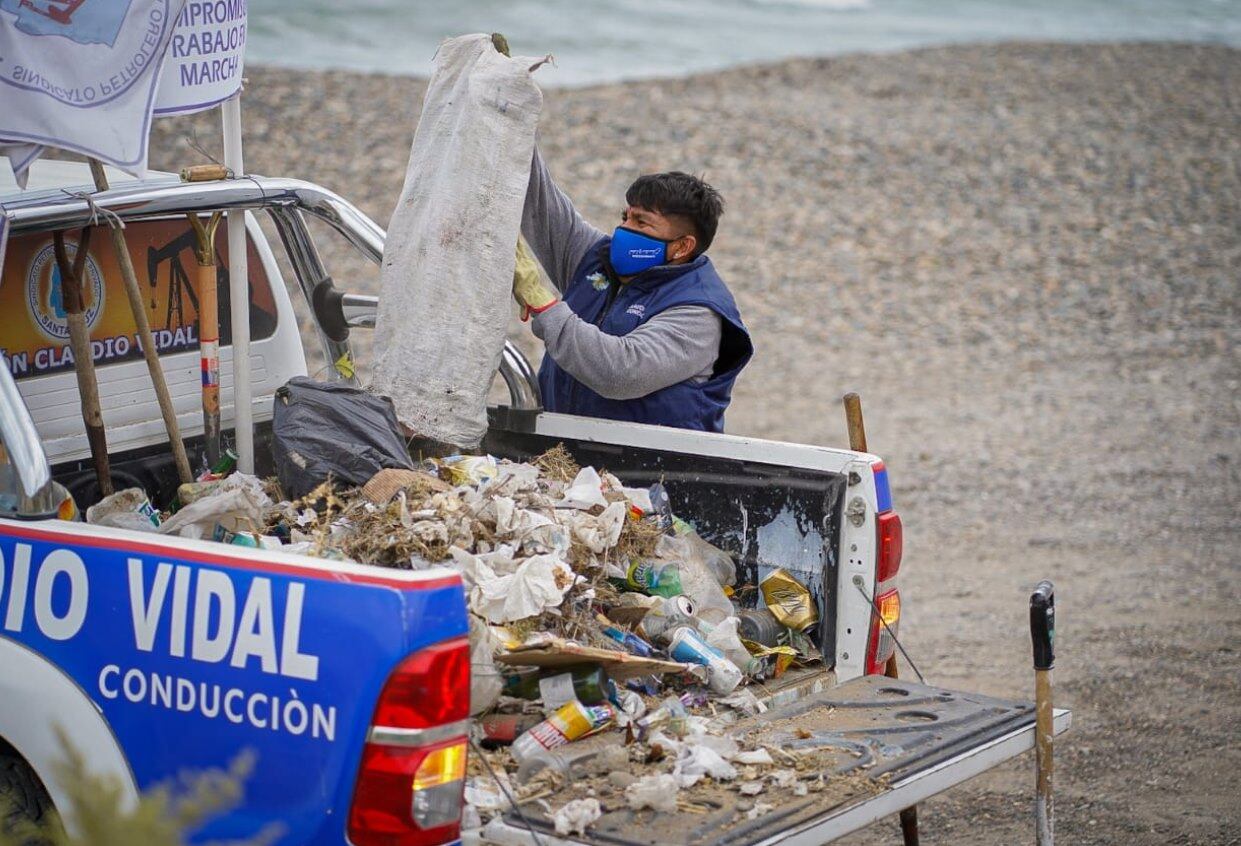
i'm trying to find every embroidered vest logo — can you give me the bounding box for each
[625,303,646,317]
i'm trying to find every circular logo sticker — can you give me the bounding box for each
[26,242,105,341]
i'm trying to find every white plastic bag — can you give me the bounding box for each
[371,34,544,449]
[468,618,504,716]
[158,473,271,540]
[473,554,576,623]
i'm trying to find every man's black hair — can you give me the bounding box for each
[625,171,724,255]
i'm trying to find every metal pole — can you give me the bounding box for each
[51,228,111,496]
[222,95,254,474]
[187,211,224,469]
[842,391,919,846]
[1030,580,1056,846]
[89,160,193,484]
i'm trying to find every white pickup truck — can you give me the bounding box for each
[0,161,1068,846]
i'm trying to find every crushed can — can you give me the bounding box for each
[667,626,743,695]
[479,713,544,747]
[641,595,697,642]
[760,568,819,632]
[510,700,616,764]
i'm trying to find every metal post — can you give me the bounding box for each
[843,391,919,846]
[1030,580,1056,846]
[222,95,254,474]
[186,211,224,469]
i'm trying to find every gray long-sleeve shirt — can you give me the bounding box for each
[521,148,722,401]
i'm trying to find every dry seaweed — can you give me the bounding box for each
[615,515,664,561]
[532,443,581,483]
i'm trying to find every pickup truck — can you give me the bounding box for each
[0,161,1069,845]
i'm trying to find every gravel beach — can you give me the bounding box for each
[151,41,1240,843]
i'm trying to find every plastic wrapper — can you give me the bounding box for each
[564,501,627,554]
[271,377,413,499]
[473,554,577,624]
[674,743,737,787]
[625,773,680,813]
[678,526,736,587]
[734,748,775,765]
[703,616,763,677]
[442,455,499,486]
[553,798,602,836]
[557,466,609,510]
[469,619,504,716]
[158,473,271,540]
[86,488,160,532]
[650,534,735,623]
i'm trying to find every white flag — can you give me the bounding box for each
[154,0,246,117]
[0,213,8,280]
[0,0,187,182]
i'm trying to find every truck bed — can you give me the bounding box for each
[475,675,1072,846]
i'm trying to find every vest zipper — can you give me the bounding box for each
[567,275,625,410]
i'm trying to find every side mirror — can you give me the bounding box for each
[0,364,70,518]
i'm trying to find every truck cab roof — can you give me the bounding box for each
[0,158,174,199]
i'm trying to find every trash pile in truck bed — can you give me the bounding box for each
[86,442,881,835]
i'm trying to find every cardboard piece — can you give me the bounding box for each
[361,468,451,503]
[497,636,691,681]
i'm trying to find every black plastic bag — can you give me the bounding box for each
[272,377,413,499]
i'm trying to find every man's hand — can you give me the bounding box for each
[513,237,558,321]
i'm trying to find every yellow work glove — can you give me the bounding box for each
[512,237,558,321]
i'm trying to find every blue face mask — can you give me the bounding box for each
[609,226,673,276]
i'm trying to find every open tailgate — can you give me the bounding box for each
[477,675,1071,846]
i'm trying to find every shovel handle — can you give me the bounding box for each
[1031,580,1056,846]
[1030,580,1055,671]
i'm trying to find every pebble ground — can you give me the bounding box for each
[151,41,1240,843]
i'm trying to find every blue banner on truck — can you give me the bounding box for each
[0,519,467,844]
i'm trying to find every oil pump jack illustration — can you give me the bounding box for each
[146,228,218,333]
[144,226,275,341]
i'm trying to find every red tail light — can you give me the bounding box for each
[349,636,469,846]
[876,511,903,583]
[864,587,900,675]
[372,637,471,729]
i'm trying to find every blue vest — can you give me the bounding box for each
[538,237,753,431]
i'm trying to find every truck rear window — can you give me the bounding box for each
[1,218,277,381]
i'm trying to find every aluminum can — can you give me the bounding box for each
[510,701,616,763]
[668,626,743,695]
[642,594,697,641]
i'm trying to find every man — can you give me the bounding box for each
[513,149,752,432]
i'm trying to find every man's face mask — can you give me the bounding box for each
[610,226,677,276]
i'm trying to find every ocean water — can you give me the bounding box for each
[248,0,1241,86]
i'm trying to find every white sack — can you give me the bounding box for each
[372,34,544,448]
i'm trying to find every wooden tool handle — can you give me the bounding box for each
[90,160,193,484]
[843,391,868,452]
[52,229,112,496]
